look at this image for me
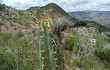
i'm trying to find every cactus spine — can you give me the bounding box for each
[34,17,64,70]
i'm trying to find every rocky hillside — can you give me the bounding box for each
[0,3,78,35]
[0,3,110,70]
[68,11,110,29]
[64,25,110,70]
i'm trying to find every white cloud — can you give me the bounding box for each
[2,0,45,9]
[2,0,110,11]
[62,0,110,11]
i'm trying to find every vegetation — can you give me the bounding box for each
[86,21,110,32]
[42,3,79,22]
[0,50,16,70]
[35,17,64,70]
[0,17,64,70]
[94,36,110,68]
[17,32,24,37]
[96,36,110,46]
[63,29,110,70]
[64,36,79,51]
[0,3,110,70]
[0,22,3,26]
[15,11,30,26]
[0,33,33,70]
[42,3,69,17]
[63,35,100,70]
[0,3,5,11]
[95,47,110,63]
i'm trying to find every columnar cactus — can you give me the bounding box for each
[34,16,64,70]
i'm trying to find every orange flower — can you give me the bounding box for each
[38,15,54,22]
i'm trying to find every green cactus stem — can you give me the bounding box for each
[34,17,64,70]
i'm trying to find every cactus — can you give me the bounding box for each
[34,17,64,70]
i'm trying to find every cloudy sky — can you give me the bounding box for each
[0,0,110,12]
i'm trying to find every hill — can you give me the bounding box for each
[68,11,110,29]
[0,3,78,35]
[0,3,110,70]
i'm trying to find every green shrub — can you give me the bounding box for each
[0,33,12,46]
[0,33,34,70]
[0,22,3,26]
[64,36,79,51]
[16,32,24,37]
[0,50,16,70]
[95,47,110,62]
[95,36,110,63]
[0,3,5,11]
[96,37,109,47]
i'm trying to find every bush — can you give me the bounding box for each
[95,47,110,62]
[95,36,110,63]
[0,22,3,26]
[0,3,5,11]
[0,33,12,46]
[0,33,34,70]
[16,32,24,37]
[0,50,16,70]
[64,36,79,51]
[96,37,109,47]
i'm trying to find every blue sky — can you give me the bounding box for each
[0,0,110,12]
[0,0,2,3]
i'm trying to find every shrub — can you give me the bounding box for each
[64,36,79,51]
[0,33,12,46]
[0,50,16,70]
[0,3,5,11]
[95,36,110,63]
[0,22,3,26]
[0,33,33,70]
[16,32,24,37]
[95,47,110,62]
[96,37,109,47]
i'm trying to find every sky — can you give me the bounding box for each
[0,0,110,12]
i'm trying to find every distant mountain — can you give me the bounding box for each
[68,11,110,28]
